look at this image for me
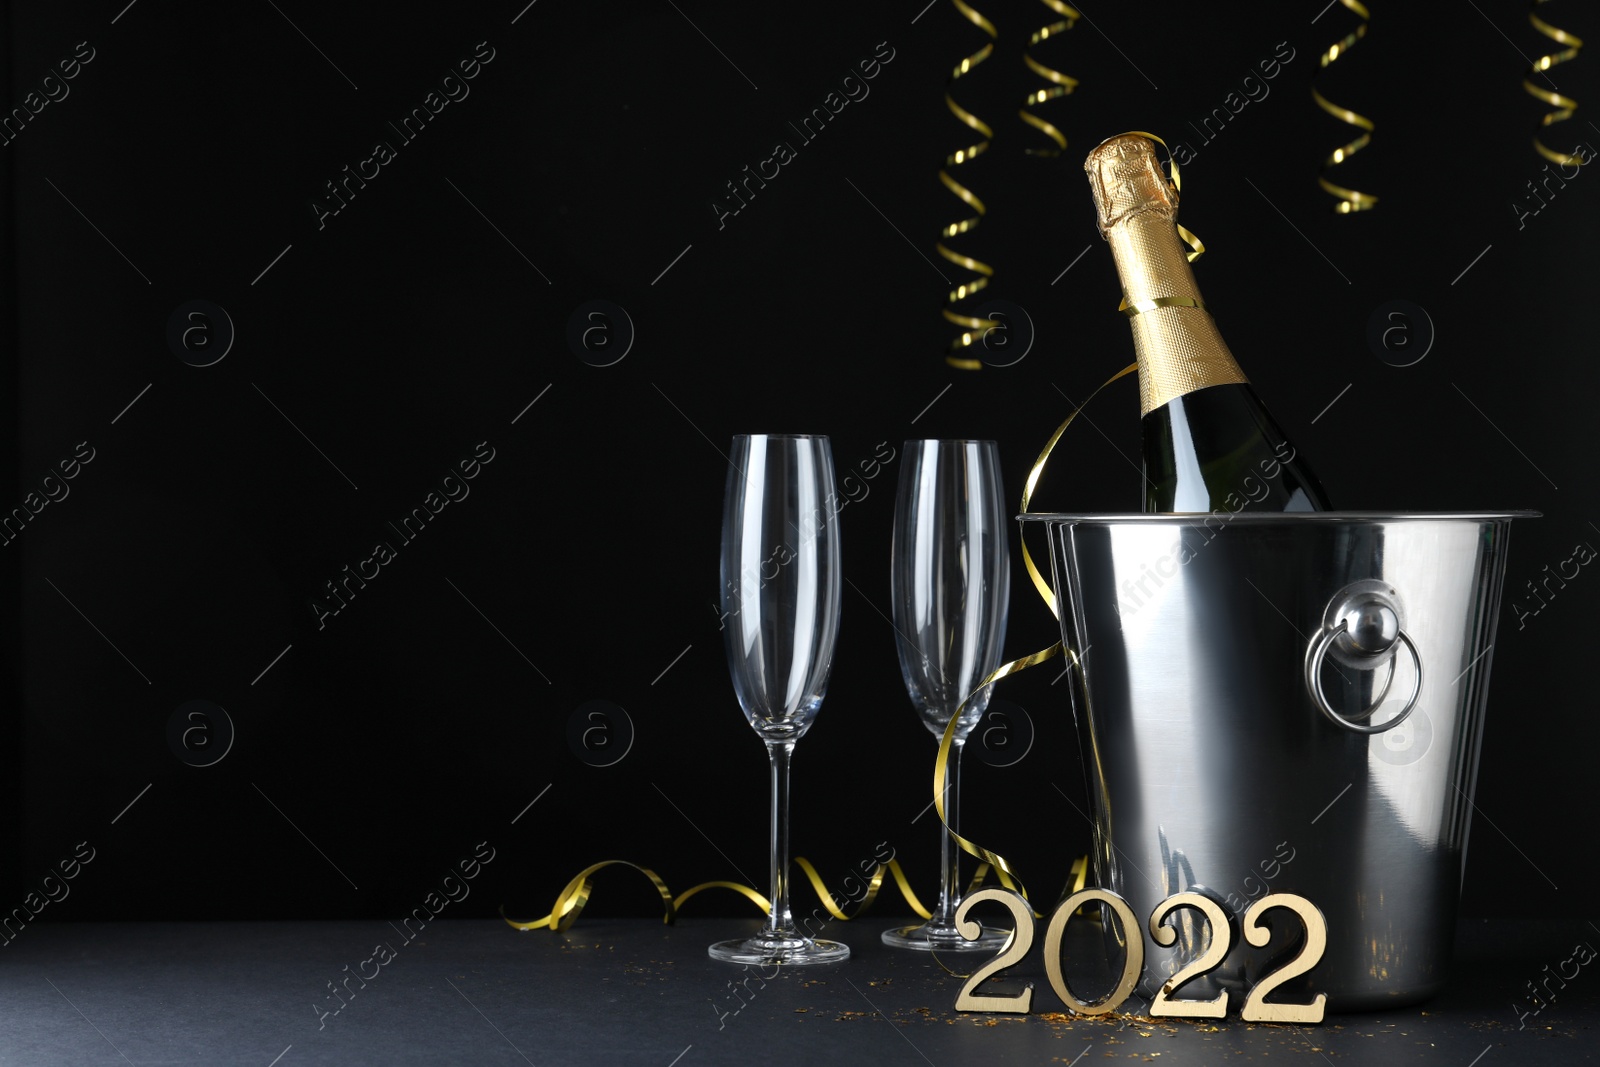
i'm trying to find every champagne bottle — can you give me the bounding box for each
[1084,134,1331,513]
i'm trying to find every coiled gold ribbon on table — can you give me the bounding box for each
[1313,0,1378,212]
[1527,0,1586,166]
[941,0,1001,371]
[502,856,939,933]
[1019,0,1081,157]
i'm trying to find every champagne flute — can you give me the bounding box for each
[882,440,1010,951]
[709,434,848,966]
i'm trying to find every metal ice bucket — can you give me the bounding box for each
[1022,511,1534,1011]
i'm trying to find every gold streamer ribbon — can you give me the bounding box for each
[1527,0,1586,166]
[500,856,939,933]
[1018,362,1140,614]
[1019,0,1081,157]
[1121,296,1207,316]
[940,0,1000,371]
[1312,0,1378,212]
[931,361,1140,918]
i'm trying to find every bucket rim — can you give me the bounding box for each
[1017,510,1541,524]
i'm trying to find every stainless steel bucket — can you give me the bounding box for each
[1022,511,1534,1011]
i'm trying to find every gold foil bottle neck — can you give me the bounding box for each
[1084,132,1247,416]
[1084,134,1177,237]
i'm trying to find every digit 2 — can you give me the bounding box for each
[1239,893,1328,1023]
[952,888,1035,1013]
[1147,891,1234,1019]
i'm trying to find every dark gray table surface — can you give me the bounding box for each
[0,917,1594,1065]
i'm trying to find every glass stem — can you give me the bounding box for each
[935,736,966,928]
[765,740,797,938]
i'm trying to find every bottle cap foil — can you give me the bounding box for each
[1084,134,1177,238]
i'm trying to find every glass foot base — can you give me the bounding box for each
[881,921,1011,951]
[708,933,850,966]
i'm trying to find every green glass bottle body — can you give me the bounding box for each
[1141,383,1331,512]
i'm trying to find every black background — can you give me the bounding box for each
[3,0,1593,928]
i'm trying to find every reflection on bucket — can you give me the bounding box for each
[1023,511,1535,1011]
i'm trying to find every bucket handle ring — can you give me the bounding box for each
[1305,619,1423,735]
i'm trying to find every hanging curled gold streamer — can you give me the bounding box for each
[500,856,943,933]
[932,362,1140,920]
[1019,0,1080,157]
[940,0,1000,371]
[1527,0,1586,166]
[1312,0,1378,212]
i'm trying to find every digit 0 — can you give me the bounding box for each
[1043,888,1143,1015]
